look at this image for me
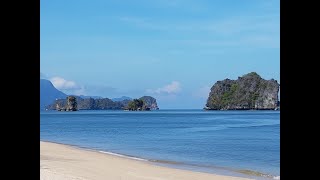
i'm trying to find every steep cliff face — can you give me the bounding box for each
[53,96,78,111]
[139,96,159,110]
[205,72,279,110]
[66,96,78,111]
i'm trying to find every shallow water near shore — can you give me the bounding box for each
[40,109,279,179]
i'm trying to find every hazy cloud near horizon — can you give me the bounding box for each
[192,85,211,99]
[50,77,79,90]
[42,74,127,98]
[146,81,181,95]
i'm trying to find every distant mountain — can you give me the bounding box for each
[79,95,102,99]
[112,96,132,102]
[40,79,67,110]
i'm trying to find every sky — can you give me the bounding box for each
[40,0,280,109]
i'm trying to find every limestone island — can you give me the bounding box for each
[204,72,280,110]
[55,96,78,111]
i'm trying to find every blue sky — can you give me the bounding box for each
[40,0,280,109]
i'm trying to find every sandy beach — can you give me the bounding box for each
[40,141,251,180]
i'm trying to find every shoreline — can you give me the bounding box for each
[41,140,277,180]
[41,140,278,179]
[41,141,256,180]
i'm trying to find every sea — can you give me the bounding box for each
[40,109,280,179]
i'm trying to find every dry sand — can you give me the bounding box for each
[40,141,252,180]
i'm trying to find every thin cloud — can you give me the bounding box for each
[118,14,279,49]
[146,81,181,94]
[50,77,79,90]
[71,86,87,96]
[118,14,278,34]
[119,16,167,30]
[143,0,207,11]
[84,85,117,97]
[46,75,122,97]
[192,85,211,99]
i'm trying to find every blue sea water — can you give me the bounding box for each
[40,110,279,179]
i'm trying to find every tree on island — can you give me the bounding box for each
[127,99,145,111]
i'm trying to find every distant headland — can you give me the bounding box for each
[204,72,280,110]
[40,79,159,111]
[46,95,159,111]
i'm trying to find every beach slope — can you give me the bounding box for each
[40,141,251,180]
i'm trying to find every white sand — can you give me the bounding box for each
[40,141,252,180]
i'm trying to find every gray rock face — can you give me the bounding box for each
[139,96,159,110]
[205,72,279,110]
[66,96,78,111]
[54,96,78,111]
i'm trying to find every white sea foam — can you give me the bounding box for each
[273,176,280,179]
[98,150,148,161]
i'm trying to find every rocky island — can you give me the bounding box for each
[124,96,159,111]
[55,96,78,111]
[46,95,159,111]
[205,72,279,110]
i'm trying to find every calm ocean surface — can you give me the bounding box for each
[40,110,280,179]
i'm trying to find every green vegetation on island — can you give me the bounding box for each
[126,99,145,111]
[46,95,159,111]
[205,72,280,110]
